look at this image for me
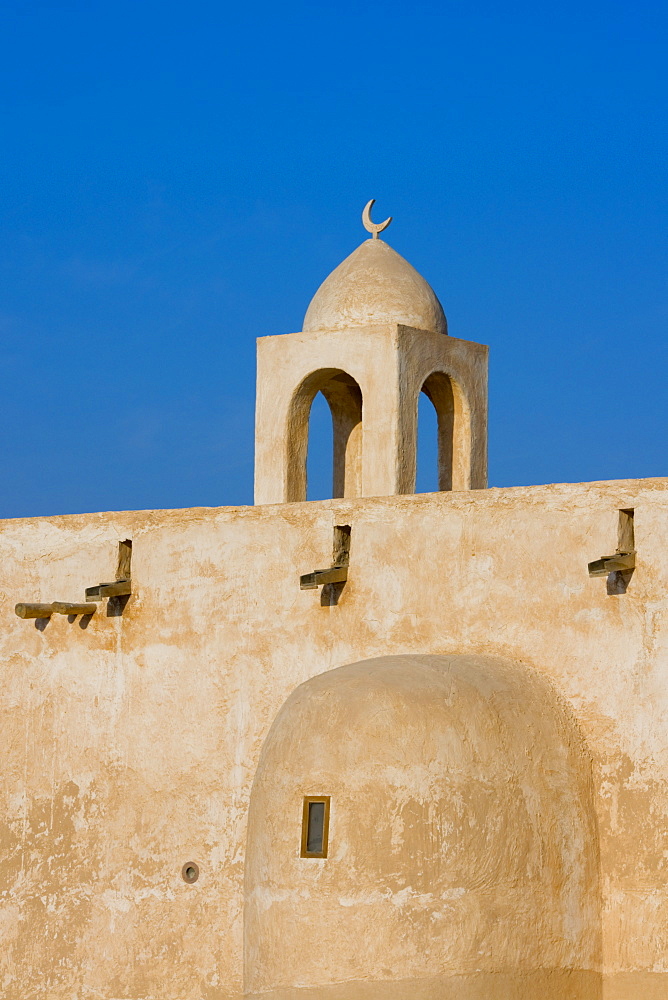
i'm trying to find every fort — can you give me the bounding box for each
[1,205,666,999]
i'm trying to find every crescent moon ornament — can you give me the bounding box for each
[362,199,392,239]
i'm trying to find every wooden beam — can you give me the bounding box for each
[85,580,131,601]
[588,551,636,577]
[15,603,53,619]
[117,540,132,581]
[300,566,348,590]
[51,602,97,616]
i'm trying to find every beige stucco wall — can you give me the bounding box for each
[254,324,487,503]
[245,654,601,1000]
[1,478,668,998]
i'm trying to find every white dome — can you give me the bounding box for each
[303,237,448,335]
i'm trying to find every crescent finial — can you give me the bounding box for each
[362,199,392,239]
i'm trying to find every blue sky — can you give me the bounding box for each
[1,0,666,514]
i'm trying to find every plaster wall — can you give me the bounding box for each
[1,478,668,998]
[245,654,601,1000]
[254,324,487,503]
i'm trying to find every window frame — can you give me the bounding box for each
[300,796,331,859]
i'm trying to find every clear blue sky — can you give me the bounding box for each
[1,0,666,515]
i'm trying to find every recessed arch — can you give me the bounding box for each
[419,369,472,492]
[244,653,601,999]
[286,368,363,502]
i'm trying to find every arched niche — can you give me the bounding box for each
[419,370,471,492]
[244,654,601,1000]
[286,368,363,502]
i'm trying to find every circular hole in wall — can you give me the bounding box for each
[182,862,199,884]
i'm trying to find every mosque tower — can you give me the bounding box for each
[254,201,488,504]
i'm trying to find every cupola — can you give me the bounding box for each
[303,237,448,336]
[254,202,488,505]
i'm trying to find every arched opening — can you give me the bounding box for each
[419,370,471,492]
[286,369,363,502]
[306,392,333,501]
[416,390,439,493]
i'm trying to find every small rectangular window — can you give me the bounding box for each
[301,796,330,858]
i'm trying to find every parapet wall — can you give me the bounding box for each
[1,478,667,999]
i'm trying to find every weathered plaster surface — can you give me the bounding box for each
[1,478,667,997]
[254,325,487,503]
[302,237,448,336]
[245,654,601,998]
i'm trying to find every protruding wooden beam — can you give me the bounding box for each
[51,602,97,616]
[300,566,348,590]
[588,551,636,578]
[85,579,131,601]
[15,603,54,619]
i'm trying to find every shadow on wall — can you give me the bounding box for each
[244,654,602,1000]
